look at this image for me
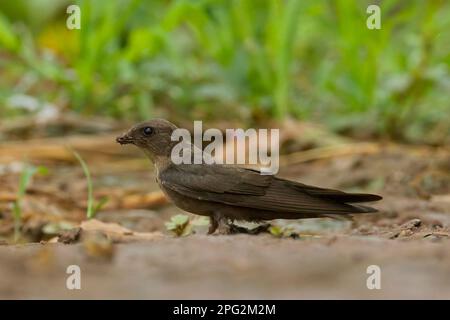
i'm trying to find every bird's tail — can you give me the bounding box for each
[303,188,382,203]
[288,181,382,215]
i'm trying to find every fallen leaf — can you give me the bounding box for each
[0,192,16,202]
[57,227,82,244]
[121,191,168,209]
[80,219,163,242]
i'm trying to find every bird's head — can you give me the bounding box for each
[116,119,178,160]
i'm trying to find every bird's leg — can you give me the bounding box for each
[217,216,232,235]
[208,215,219,234]
[208,212,232,235]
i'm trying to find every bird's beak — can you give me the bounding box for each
[116,133,133,145]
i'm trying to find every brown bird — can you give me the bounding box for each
[117,119,382,234]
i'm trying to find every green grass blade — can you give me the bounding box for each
[13,164,47,242]
[72,150,95,219]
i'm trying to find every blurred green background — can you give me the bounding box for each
[0,0,449,144]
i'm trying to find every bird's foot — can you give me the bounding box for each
[229,223,271,235]
[208,214,271,235]
[216,217,233,235]
[208,214,233,235]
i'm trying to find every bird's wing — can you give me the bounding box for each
[160,164,379,214]
[160,164,272,196]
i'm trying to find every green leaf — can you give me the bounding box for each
[269,225,283,237]
[165,214,191,236]
[0,14,19,51]
[93,196,109,216]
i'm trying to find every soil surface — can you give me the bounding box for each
[0,125,449,299]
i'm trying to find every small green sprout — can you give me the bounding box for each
[269,224,301,239]
[71,150,108,219]
[268,225,283,237]
[13,164,48,242]
[165,214,191,237]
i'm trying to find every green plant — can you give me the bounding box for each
[165,214,191,237]
[268,225,300,239]
[72,150,108,219]
[164,215,226,236]
[13,164,48,242]
[162,0,302,119]
[0,0,449,143]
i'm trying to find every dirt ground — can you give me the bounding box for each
[0,120,449,299]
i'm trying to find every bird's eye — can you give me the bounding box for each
[143,127,153,136]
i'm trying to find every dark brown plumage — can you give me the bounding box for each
[117,119,382,234]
